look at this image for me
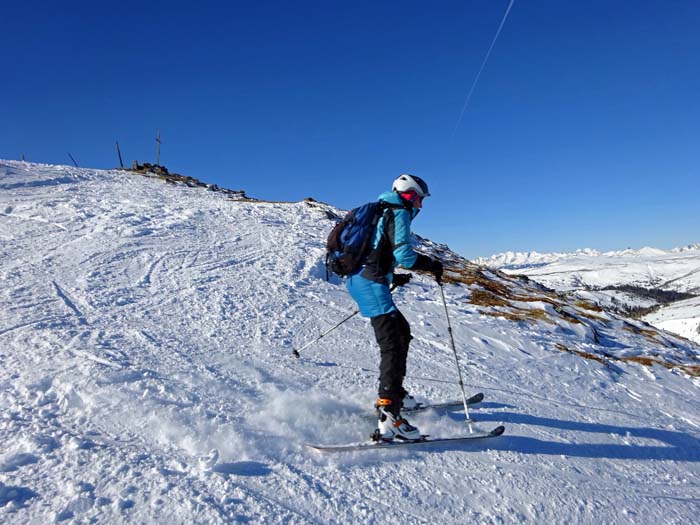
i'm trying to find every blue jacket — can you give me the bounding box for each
[346,191,423,318]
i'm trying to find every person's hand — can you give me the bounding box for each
[411,253,444,284]
[431,259,444,284]
[392,273,412,287]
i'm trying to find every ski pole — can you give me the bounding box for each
[293,283,400,358]
[438,282,474,433]
[292,309,358,358]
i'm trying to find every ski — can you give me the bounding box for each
[306,425,505,453]
[403,392,484,414]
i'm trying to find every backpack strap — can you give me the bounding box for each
[362,200,410,283]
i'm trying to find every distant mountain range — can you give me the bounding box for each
[474,244,700,275]
[475,244,700,343]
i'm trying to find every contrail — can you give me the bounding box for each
[451,0,516,141]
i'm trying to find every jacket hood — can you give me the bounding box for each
[378,191,420,219]
[378,190,403,205]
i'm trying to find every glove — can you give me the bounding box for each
[392,273,412,287]
[430,259,444,284]
[411,254,444,284]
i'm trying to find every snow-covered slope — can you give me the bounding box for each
[645,296,700,345]
[2,160,700,524]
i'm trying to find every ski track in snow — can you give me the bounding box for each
[1,160,700,524]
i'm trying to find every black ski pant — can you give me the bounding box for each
[371,309,411,415]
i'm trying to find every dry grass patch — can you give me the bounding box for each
[451,268,563,305]
[620,356,700,376]
[470,289,512,308]
[554,345,700,377]
[555,343,611,367]
[568,308,608,323]
[574,300,604,312]
[622,322,661,343]
[552,305,585,325]
[679,365,700,376]
[481,308,553,324]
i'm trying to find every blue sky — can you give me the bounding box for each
[2,1,699,259]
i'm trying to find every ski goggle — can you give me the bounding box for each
[401,191,424,207]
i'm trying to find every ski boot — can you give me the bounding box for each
[372,398,422,442]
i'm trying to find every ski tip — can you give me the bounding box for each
[470,392,485,404]
[491,425,505,437]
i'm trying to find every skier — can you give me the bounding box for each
[346,174,443,440]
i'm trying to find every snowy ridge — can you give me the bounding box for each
[474,248,603,270]
[475,245,700,272]
[474,245,700,293]
[2,160,700,524]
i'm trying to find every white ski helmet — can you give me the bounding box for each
[392,173,430,197]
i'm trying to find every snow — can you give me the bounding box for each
[2,160,700,524]
[475,246,700,292]
[476,245,700,344]
[645,296,700,344]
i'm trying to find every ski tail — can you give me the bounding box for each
[403,392,484,414]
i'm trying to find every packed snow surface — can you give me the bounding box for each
[2,161,700,524]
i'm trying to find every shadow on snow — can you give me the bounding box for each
[470,411,700,462]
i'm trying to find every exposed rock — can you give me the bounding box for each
[125,161,248,199]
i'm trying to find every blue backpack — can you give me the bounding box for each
[326,201,393,278]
